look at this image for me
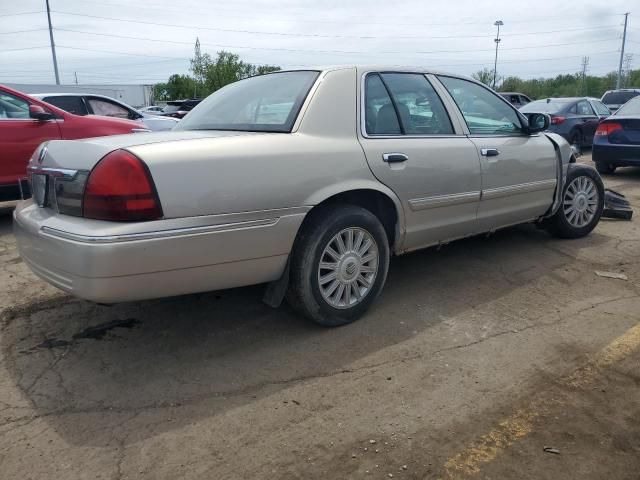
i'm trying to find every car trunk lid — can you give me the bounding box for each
[27,130,265,216]
[601,117,640,145]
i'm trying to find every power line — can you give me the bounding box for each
[49,0,620,27]
[47,29,622,57]
[0,10,44,18]
[0,46,51,52]
[48,10,626,41]
[0,28,50,35]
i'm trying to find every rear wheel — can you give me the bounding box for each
[595,161,616,174]
[569,130,583,148]
[545,168,604,239]
[287,205,390,327]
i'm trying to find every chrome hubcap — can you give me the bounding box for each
[563,176,598,228]
[318,227,379,309]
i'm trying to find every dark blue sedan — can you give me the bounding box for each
[520,97,611,148]
[592,96,640,174]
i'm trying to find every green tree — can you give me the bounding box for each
[152,74,197,101]
[190,37,211,97]
[202,51,280,93]
[472,68,496,87]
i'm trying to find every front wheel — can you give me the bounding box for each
[287,205,390,327]
[545,168,604,239]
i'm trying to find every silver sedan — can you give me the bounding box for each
[15,67,604,326]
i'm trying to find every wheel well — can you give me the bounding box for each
[302,189,399,247]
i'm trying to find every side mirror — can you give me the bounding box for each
[29,105,55,121]
[524,112,549,134]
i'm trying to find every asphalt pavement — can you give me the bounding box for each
[0,153,638,479]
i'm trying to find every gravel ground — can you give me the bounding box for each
[0,154,638,479]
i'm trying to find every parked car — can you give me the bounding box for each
[14,67,604,326]
[519,97,611,147]
[592,95,640,174]
[139,105,165,114]
[601,89,640,113]
[30,93,179,131]
[159,99,202,119]
[0,84,147,202]
[499,92,532,108]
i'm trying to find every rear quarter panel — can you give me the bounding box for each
[128,68,396,220]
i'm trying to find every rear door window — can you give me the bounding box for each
[379,73,453,135]
[576,100,595,116]
[42,96,88,115]
[364,73,453,135]
[364,74,401,135]
[438,76,523,135]
[87,98,130,119]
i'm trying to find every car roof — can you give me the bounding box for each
[603,88,640,93]
[531,97,598,102]
[31,93,119,100]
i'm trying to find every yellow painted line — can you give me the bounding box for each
[442,322,640,479]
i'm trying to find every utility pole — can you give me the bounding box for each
[46,0,60,85]
[616,12,630,89]
[580,56,589,95]
[493,20,503,90]
[623,53,633,88]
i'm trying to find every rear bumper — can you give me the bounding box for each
[592,144,640,166]
[14,202,308,303]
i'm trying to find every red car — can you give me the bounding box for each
[0,85,148,201]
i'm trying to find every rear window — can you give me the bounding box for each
[602,91,639,105]
[43,96,88,115]
[176,71,319,133]
[162,104,181,113]
[615,96,640,116]
[520,99,572,114]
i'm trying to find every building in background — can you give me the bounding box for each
[4,83,154,108]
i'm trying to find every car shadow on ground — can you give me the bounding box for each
[0,211,611,447]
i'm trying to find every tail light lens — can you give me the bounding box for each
[83,150,163,221]
[550,115,565,125]
[595,122,623,136]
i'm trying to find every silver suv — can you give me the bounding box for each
[601,89,640,112]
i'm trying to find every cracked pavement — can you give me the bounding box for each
[0,155,639,479]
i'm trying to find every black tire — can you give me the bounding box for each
[569,130,583,148]
[595,161,616,174]
[545,167,604,239]
[287,205,390,327]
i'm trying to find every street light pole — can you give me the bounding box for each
[493,20,503,90]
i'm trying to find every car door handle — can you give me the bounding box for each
[480,148,500,157]
[382,153,409,163]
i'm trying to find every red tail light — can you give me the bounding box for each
[83,150,163,221]
[595,122,623,136]
[550,115,565,125]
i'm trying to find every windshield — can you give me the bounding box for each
[176,71,319,132]
[602,91,639,105]
[615,96,640,116]
[520,99,572,114]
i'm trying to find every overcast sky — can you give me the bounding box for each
[0,0,636,86]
